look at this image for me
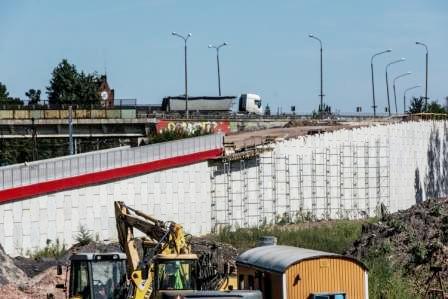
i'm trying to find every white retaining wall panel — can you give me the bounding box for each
[211,120,448,229]
[0,161,211,256]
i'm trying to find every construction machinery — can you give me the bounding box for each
[114,201,259,299]
[55,252,128,299]
[54,201,260,299]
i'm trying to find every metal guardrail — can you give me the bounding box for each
[0,134,223,190]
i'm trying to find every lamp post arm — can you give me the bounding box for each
[371,49,391,64]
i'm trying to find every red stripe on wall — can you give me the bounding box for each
[0,148,222,204]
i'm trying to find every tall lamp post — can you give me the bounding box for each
[208,42,228,96]
[403,85,421,114]
[393,72,412,115]
[385,58,406,116]
[308,34,324,112]
[172,32,192,118]
[415,41,429,106]
[371,49,392,117]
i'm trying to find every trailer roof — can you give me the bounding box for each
[236,245,367,273]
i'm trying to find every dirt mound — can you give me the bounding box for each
[0,244,28,286]
[0,244,67,298]
[347,198,448,294]
[14,256,59,278]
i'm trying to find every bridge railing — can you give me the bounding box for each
[0,134,223,190]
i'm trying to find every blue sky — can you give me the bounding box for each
[0,0,447,113]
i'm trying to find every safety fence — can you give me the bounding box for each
[0,134,223,191]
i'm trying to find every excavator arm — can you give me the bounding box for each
[114,201,195,299]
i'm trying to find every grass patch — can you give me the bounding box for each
[212,220,363,254]
[364,246,415,298]
[26,238,66,259]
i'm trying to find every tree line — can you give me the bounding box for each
[0,59,102,107]
[408,97,448,114]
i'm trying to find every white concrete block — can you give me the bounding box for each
[86,209,94,229]
[22,235,31,254]
[0,205,4,225]
[12,201,22,223]
[47,198,56,221]
[22,199,31,210]
[3,209,13,237]
[56,208,64,234]
[64,220,72,245]
[94,217,101,236]
[3,236,14,256]
[22,209,31,236]
[47,220,56,241]
[0,223,3,244]
[64,195,72,220]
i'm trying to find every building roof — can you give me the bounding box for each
[236,245,367,273]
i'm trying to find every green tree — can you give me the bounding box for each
[0,82,9,100]
[408,96,426,114]
[25,89,41,105]
[46,59,101,107]
[426,101,446,114]
[0,82,23,106]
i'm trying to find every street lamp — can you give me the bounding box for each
[415,41,429,106]
[308,34,324,112]
[208,42,228,96]
[371,49,392,117]
[393,72,412,115]
[172,32,192,118]
[403,85,421,114]
[385,58,406,116]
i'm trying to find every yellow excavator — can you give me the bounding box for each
[114,200,201,298]
[55,201,260,299]
[113,201,262,298]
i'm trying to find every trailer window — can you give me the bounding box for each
[312,293,346,299]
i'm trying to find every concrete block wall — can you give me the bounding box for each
[1,120,447,256]
[211,120,448,229]
[0,161,211,256]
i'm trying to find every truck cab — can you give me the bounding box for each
[58,252,127,299]
[238,94,263,115]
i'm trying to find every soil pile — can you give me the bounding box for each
[0,244,28,286]
[347,198,448,294]
[0,244,66,298]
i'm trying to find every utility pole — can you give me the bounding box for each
[209,42,228,96]
[68,105,74,155]
[403,85,421,113]
[385,58,406,116]
[309,34,324,113]
[393,72,412,114]
[371,50,392,117]
[31,118,37,161]
[172,32,192,118]
[416,42,429,106]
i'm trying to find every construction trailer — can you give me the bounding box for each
[236,245,368,299]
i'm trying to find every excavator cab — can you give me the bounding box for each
[58,252,128,299]
[154,254,198,293]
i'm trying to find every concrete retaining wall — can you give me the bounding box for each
[211,120,448,229]
[0,161,211,256]
[1,120,447,256]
